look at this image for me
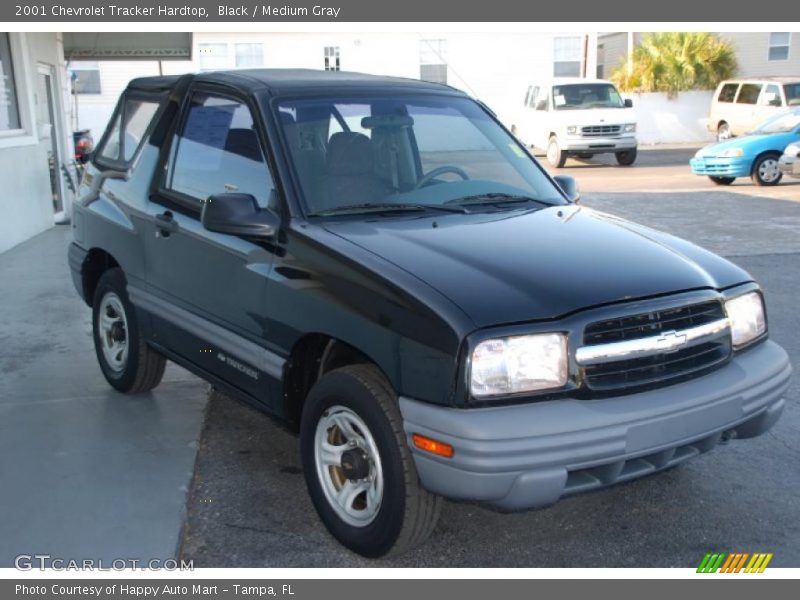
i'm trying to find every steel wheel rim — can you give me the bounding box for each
[758,158,780,183]
[314,405,384,527]
[547,141,559,165]
[98,292,129,372]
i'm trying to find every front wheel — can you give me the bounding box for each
[546,136,568,168]
[709,176,736,185]
[615,148,638,166]
[300,364,441,557]
[751,153,783,186]
[717,122,732,142]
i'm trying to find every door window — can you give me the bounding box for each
[736,84,762,105]
[167,93,274,208]
[759,84,782,107]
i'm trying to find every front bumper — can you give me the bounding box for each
[690,156,752,178]
[561,135,637,153]
[400,340,790,511]
[778,154,800,178]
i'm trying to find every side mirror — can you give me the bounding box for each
[624,98,633,108]
[201,193,279,239]
[553,175,580,203]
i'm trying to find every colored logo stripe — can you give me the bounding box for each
[697,552,772,573]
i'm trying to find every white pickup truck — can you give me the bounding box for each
[514,78,638,167]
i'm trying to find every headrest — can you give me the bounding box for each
[327,132,373,176]
[224,128,261,162]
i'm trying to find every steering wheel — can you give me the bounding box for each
[414,166,470,189]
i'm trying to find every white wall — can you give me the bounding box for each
[0,33,73,254]
[624,91,715,144]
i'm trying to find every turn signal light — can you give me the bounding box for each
[412,433,454,458]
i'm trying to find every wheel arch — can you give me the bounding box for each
[81,248,121,306]
[283,333,394,430]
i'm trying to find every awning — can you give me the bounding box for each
[62,32,192,60]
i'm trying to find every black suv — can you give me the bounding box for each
[68,70,791,558]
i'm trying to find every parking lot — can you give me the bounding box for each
[1,147,798,568]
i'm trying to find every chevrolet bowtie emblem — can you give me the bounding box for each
[655,330,688,351]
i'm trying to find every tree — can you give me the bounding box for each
[611,32,737,96]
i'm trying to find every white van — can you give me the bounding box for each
[708,78,800,141]
[513,78,638,167]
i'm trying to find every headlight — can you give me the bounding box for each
[566,126,578,135]
[470,333,568,397]
[623,123,636,133]
[784,143,800,157]
[725,291,766,349]
[718,148,745,158]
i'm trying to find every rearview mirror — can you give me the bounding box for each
[624,98,633,108]
[201,193,280,239]
[552,175,580,203]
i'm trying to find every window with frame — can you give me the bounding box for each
[717,83,739,103]
[419,39,448,85]
[198,43,229,71]
[324,46,340,71]
[97,96,161,164]
[71,61,101,94]
[768,33,790,61]
[553,36,583,77]
[759,84,782,107]
[167,93,274,208]
[0,32,21,131]
[235,43,264,68]
[736,83,762,105]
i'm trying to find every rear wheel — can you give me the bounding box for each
[751,153,782,186]
[615,148,638,166]
[546,136,568,168]
[92,268,166,393]
[300,364,441,557]
[717,122,732,142]
[709,176,735,185]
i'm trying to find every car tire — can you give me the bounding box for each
[709,176,736,185]
[546,136,568,168]
[300,364,441,558]
[615,148,638,166]
[717,122,732,142]
[751,152,783,186]
[92,268,166,394]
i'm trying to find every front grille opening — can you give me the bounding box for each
[582,124,622,137]
[581,300,731,392]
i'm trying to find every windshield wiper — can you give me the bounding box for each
[307,202,468,217]
[445,193,549,207]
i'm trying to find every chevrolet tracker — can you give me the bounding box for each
[68,70,792,557]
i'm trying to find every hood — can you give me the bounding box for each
[323,206,751,328]
[697,132,798,157]
[555,107,636,127]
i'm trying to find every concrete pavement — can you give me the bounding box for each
[0,226,208,566]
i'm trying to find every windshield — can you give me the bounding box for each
[753,111,800,134]
[785,83,800,106]
[552,83,625,110]
[274,94,565,216]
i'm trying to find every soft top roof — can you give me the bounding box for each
[126,69,465,97]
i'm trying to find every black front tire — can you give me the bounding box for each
[300,364,441,558]
[709,176,735,185]
[92,268,166,394]
[615,148,638,166]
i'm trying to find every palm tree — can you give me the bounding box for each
[611,32,737,96]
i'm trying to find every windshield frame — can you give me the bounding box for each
[264,90,570,220]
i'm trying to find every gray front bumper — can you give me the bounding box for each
[561,135,637,152]
[400,341,791,511]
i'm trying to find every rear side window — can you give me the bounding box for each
[717,83,739,103]
[736,84,762,104]
[166,92,274,208]
[96,94,162,166]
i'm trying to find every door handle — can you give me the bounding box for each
[155,211,178,236]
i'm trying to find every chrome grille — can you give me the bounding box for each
[581,125,622,137]
[579,300,732,392]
